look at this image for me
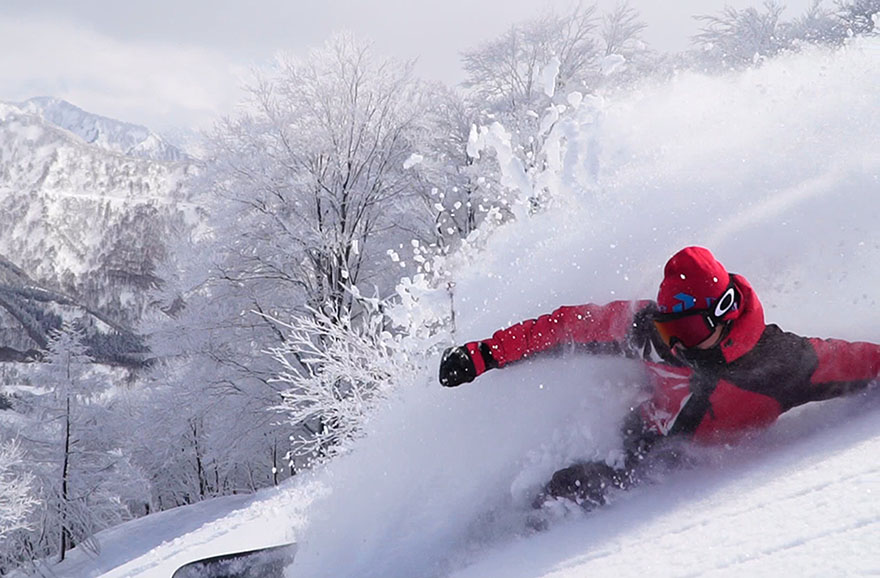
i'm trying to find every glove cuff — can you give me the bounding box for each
[465,342,486,375]
[465,341,499,375]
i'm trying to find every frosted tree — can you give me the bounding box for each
[7,324,148,566]
[601,1,647,58]
[0,442,36,574]
[462,5,600,117]
[787,0,841,45]
[269,295,419,464]
[202,32,431,323]
[0,441,36,541]
[462,4,601,169]
[43,325,94,560]
[694,0,877,58]
[134,243,294,507]
[406,84,492,248]
[599,2,654,85]
[693,1,791,69]
[137,33,438,502]
[128,350,293,506]
[835,0,880,36]
[459,3,651,215]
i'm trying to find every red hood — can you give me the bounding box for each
[720,274,766,362]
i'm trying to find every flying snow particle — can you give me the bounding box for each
[403,154,424,169]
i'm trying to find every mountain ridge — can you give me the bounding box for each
[15,96,188,162]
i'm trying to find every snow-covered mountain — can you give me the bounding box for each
[41,39,880,578]
[16,97,187,162]
[0,97,200,330]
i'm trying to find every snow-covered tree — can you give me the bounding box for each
[134,33,441,505]
[405,84,494,249]
[693,1,791,69]
[787,0,841,46]
[601,1,648,58]
[835,0,880,36]
[463,5,600,113]
[131,240,293,508]
[6,324,148,567]
[0,441,36,541]
[462,4,601,161]
[693,0,877,59]
[203,32,431,323]
[459,5,601,220]
[459,4,650,214]
[598,1,655,88]
[269,295,419,464]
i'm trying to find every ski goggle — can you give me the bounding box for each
[653,284,738,349]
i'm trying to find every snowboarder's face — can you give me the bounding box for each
[669,323,729,369]
[674,323,725,352]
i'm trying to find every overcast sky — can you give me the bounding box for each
[0,0,813,133]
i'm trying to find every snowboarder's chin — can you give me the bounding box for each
[675,345,725,369]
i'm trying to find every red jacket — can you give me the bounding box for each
[468,274,880,444]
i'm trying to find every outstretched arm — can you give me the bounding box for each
[439,300,654,387]
[803,337,880,404]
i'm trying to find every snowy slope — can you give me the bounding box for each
[452,393,880,578]
[43,391,880,578]
[35,486,319,578]
[45,39,880,578]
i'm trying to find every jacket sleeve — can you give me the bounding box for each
[805,337,880,401]
[470,300,654,369]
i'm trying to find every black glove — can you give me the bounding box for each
[439,346,476,387]
[439,343,497,387]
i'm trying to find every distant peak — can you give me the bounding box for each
[14,96,188,162]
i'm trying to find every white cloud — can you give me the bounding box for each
[0,0,818,131]
[0,16,247,131]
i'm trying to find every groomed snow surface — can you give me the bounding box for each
[49,39,880,577]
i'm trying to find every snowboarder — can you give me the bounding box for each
[439,246,880,511]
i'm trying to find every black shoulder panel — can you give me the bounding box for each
[722,324,819,411]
